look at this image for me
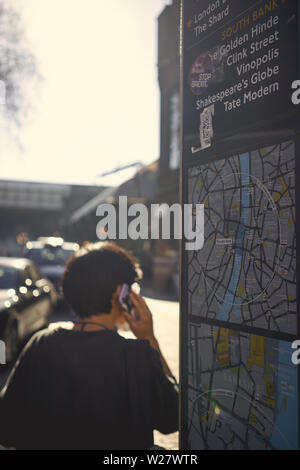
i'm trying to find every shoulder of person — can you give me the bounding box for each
[21,325,62,354]
[123,336,156,353]
[123,337,161,367]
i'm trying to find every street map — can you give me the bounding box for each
[187,141,297,334]
[187,323,298,450]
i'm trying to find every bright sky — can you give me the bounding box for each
[0,0,169,187]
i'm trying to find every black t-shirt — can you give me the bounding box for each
[0,327,178,450]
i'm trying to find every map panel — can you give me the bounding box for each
[187,141,297,334]
[187,323,298,450]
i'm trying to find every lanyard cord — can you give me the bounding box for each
[76,321,110,332]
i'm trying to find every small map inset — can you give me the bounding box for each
[187,323,298,450]
[187,141,297,334]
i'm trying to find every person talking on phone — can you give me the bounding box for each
[0,242,178,450]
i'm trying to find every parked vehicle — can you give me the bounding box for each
[24,237,79,299]
[0,257,57,363]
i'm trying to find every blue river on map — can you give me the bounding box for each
[217,152,250,321]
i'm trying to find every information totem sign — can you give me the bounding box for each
[180,0,300,450]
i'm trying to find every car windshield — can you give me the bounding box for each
[0,265,19,289]
[27,247,75,266]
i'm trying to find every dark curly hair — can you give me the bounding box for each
[62,242,141,318]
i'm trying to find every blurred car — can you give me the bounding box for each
[24,237,79,299]
[0,257,57,363]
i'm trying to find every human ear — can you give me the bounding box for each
[111,285,122,308]
[111,285,127,325]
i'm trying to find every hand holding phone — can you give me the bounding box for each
[122,291,155,340]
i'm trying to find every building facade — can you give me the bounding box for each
[151,0,181,296]
[157,0,181,205]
